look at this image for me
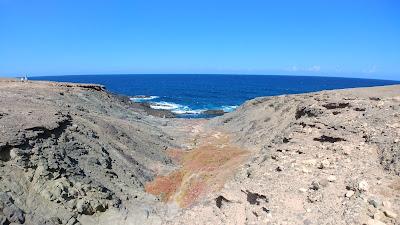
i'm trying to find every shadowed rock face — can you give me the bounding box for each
[0,80,178,224]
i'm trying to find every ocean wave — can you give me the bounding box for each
[149,101,205,115]
[149,101,182,110]
[172,109,205,115]
[221,105,238,112]
[144,99,238,116]
[129,95,159,102]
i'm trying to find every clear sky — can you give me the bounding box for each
[0,0,399,80]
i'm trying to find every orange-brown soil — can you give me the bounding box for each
[145,125,248,207]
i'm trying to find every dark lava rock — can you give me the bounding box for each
[241,190,268,205]
[215,195,231,208]
[203,110,225,116]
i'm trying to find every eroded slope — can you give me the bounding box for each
[169,85,400,225]
[0,80,178,225]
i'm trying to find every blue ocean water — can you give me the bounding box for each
[32,74,399,117]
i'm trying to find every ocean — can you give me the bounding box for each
[32,74,400,118]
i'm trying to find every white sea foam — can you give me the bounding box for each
[149,101,182,110]
[172,109,205,115]
[129,96,159,102]
[149,101,206,114]
[221,105,239,112]
[144,99,238,116]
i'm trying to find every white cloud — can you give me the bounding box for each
[285,65,321,73]
[308,65,321,72]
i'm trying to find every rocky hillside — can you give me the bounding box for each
[0,79,181,225]
[0,79,399,225]
[170,85,400,225]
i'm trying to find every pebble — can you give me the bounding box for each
[298,188,307,193]
[70,124,79,131]
[342,146,352,156]
[319,179,329,187]
[382,201,391,208]
[327,175,336,182]
[307,191,323,203]
[7,150,18,162]
[368,198,381,208]
[358,180,369,192]
[76,199,91,214]
[302,167,311,173]
[66,217,78,225]
[318,159,330,169]
[345,190,355,198]
[373,211,384,220]
[310,181,321,190]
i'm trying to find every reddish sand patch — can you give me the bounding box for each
[145,171,184,202]
[145,130,248,207]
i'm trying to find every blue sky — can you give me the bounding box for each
[0,0,399,80]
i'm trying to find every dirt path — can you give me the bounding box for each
[145,120,249,207]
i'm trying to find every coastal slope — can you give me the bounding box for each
[170,85,400,225]
[0,79,181,224]
[0,79,399,225]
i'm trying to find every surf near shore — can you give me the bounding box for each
[129,95,238,118]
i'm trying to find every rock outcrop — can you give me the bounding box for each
[0,80,178,224]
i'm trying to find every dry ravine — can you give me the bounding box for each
[0,79,399,225]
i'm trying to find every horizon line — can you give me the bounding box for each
[22,73,400,82]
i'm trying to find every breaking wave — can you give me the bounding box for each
[148,102,205,114]
[130,96,238,116]
[129,96,159,102]
[221,105,238,112]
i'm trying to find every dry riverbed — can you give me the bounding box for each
[146,121,249,208]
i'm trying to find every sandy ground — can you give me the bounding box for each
[146,122,249,208]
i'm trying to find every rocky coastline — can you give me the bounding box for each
[128,95,228,118]
[0,79,399,225]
